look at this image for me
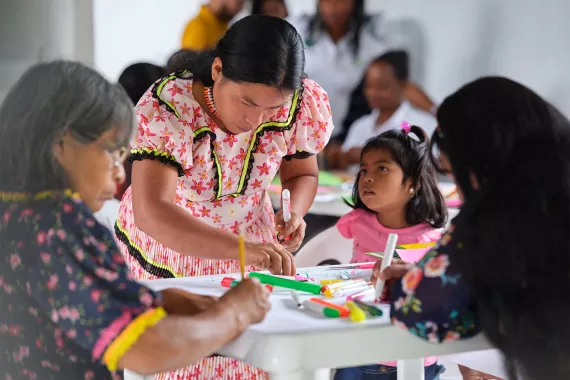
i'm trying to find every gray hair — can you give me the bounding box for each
[0,60,135,192]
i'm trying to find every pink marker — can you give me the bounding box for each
[347,287,376,301]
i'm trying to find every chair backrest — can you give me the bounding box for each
[295,226,353,267]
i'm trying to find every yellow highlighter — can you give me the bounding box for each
[346,301,367,322]
[396,242,436,249]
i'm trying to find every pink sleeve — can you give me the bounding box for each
[286,78,334,158]
[336,209,364,239]
[131,78,195,176]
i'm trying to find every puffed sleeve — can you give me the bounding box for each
[131,76,195,176]
[285,78,334,160]
[336,209,365,239]
[26,197,165,372]
[390,228,480,343]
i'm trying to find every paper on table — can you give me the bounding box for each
[395,248,431,263]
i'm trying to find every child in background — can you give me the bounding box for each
[334,124,447,380]
[328,51,438,172]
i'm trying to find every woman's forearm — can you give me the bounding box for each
[118,304,243,375]
[135,200,238,260]
[282,174,318,216]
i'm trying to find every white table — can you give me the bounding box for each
[128,266,492,380]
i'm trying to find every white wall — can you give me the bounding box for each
[0,0,94,101]
[91,0,569,116]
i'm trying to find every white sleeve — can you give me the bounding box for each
[342,118,367,152]
[94,200,120,232]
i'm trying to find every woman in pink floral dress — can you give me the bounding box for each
[115,16,334,379]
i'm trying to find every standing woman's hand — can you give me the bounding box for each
[274,209,306,252]
[245,240,296,276]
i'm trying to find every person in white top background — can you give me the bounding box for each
[328,50,437,171]
[287,0,435,145]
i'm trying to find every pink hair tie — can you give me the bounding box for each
[401,121,412,134]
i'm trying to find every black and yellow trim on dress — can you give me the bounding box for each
[114,221,182,279]
[119,76,314,278]
[130,72,309,199]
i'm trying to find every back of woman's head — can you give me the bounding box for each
[118,62,165,104]
[0,60,135,193]
[351,125,447,228]
[434,76,570,379]
[189,15,305,90]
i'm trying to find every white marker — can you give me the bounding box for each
[282,189,291,223]
[290,290,302,308]
[374,233,398,303]
[330,284,372,298]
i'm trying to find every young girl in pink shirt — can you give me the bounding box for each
[335,123,447,380]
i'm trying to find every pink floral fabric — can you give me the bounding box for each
[115,74,333,379]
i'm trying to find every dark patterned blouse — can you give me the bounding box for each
[390,224,481,342]
[0,191,165,380]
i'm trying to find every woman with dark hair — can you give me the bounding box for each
[115,15,333,379]
[288,0,435,146]
[329,50,437,171]
[251,0,288,18]
[373,77,570,380]
[0,61,271,379]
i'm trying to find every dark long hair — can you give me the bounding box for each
[349,126,447,228]
[118,63,165,104]
[307,0,365,57]
[178,15,304,90]
[342,50,410,135]
[431,76,570,380]
[0,61,135,193]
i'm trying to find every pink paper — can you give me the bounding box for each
[395,248,431,263]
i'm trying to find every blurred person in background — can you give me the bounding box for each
[329,51,437,171]
[181,0,245,50]
[251,0,288,18]
[288,0,435,163]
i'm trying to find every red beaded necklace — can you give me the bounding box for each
[204,86,221,119]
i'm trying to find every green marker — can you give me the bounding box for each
[249,272,322,295]
[353,299,384,317]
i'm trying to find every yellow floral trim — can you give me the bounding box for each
[155,73,188,119]
[235,90,301,196]
[103,307,167,372]
[0,189,80,202]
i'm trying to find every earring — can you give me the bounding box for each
[410,188,416,199]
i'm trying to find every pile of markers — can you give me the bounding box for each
[220,272,383,323]
[222,232,400,323]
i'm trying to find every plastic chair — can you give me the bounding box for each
[295,226,353,267]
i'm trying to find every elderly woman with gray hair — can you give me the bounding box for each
[0,60,271,379]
